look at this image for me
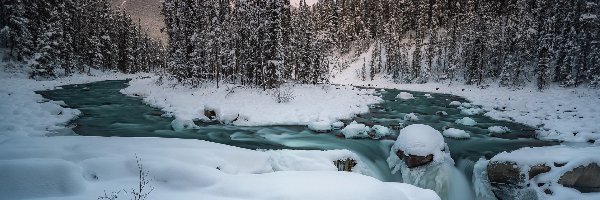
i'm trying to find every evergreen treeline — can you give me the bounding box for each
[311,0,600,89]
[162,0,329,89]
[0,0,165,78]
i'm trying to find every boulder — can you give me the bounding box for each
[559,163,600,193]
[333,159,357,172]
[396,150,434,168]
[204,109,217,120]
[529,164,551,179]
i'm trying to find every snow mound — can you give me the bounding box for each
[461,102,472,108]
[460,107,483,115]
[455,117,477,126]
[308,121,333,132]
[341,121,371,139]
[442,128,470,139]
[391,124,446,157]
[404,113,419,121]
[371,125,392,139]
[424,94,433,98]
[332,121,345,129]
[449,101,462,106]
[488,126,510,134]
[396,92,415,100]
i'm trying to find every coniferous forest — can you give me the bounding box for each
[0,0,165,78]
[1,0,599,89]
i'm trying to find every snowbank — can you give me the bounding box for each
[442,128,470,139]
[122,77,381,127]
[341,121,371,139]
[308,120,333,132]
[0,136,440,200]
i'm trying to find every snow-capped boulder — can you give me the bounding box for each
[488,126,510,134]
[404,113,419,121]
[396,92,415,100]
[461,102,472,108]
[442,128,470,139]
[449,101,462,106]
[389,124,448,168]
[308,121,333,133]
[371,125,392,139]
[424,94,433,98]
[485,146,600,199]
[455,117,477,126]
[340,121,371,139]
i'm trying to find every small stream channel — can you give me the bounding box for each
[38,80,557,199]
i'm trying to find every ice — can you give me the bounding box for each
[455,117,477,126]
[308,120,333,132]
[472,158,496,200]
[442,128,470,139]
[397,92,415,100]
[404,113,419,121]
[341,121,371,139]
[488,126,510,134]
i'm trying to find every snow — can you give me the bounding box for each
[460,107,483,115]
[308,120,333,132]
[488,126,511,134]
[0,69,439,200]
[472,159,496,200]
[387,125,458,198]
[340,121,371,139]
[396,92,415,100]
[122,76,381,127]
[371,125,393,139]
[332,121,345,129]
[490,145,600,200]
[330,57,600,143]
[449,101,462,106]
[0,136,440,200]
[390,124,447,158]
[404,113,419,121]
[424,94,433,98]
[442,128,470,139]
[455,117,477,126]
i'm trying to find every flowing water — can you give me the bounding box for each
[38,80,557,199]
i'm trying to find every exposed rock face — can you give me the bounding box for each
[333,159,357,172]
[396,150,434,168]
[204,109,217,120]
[559,163,600,193]
[529,165,551,179]
[487,162,527,200]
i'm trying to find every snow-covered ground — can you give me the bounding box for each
[122,76,381,127]
[330,49,600,143]
[0,136,439,200]
[0,68,438,200]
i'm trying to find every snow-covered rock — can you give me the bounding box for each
[404,113,419,121]
[308,121,333,132]
[396,92,415,100]
[340,121,371,139]
[331,121,345,130]
[461,102,472,108]
[449,101,462,106]
[424,94,433,98]
[387,124,457,198]
[488,126,510,134]
[486,145,600,200]
[455,117,477,126]
[442,128,470,139]
[435,111,448,116]
[371,125,392,139]
[460,107,483,115]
